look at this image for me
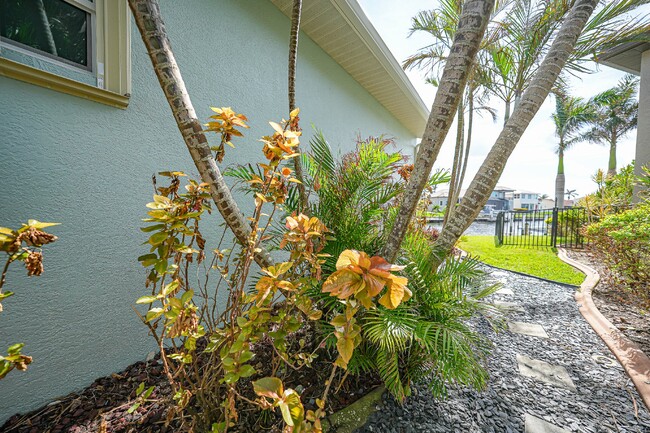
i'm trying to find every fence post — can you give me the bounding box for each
[551,207,559,247]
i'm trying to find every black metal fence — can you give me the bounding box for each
[495,207,588,248]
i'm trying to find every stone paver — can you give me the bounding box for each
[509,321,549,338]
[496,287,514,296]
[494,300,525,312]
[525,414,570,433]
[516,354,576,391]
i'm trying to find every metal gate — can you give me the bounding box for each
[495,208,588,248]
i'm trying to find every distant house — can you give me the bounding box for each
[507,190,541,210]
[429,188,466,208]
[487,185,515,210]
[540,197,555,209]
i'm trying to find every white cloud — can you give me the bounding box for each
[357,0,643,197]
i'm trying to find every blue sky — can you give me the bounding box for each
[357,0,644,197]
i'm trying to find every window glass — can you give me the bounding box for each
[1,0,90,68]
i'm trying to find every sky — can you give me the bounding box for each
[357,0,644,198]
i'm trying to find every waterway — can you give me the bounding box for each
[429,221,497,236]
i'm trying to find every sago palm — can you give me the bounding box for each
[582,74,639,176]
[552,94,594,208]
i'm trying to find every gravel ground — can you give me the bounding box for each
[358,268,650,433]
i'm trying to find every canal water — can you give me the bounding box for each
[429,221,497,236]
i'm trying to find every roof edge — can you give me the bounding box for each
[331,0,430,128]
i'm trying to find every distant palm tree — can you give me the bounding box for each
[582,74,639,176]
[566,189,578,200]
[552,94,594,208]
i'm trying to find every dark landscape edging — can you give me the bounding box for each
[557,248,650,412]
[322,386,385,433]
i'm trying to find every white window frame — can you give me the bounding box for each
[0,0,131,108]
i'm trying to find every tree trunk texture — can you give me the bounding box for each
[457,88,474,202]
[607,136,617,177]
[381,0,495,261]
[434,0,599,257]
[288,0,309,210]
[128,0,273,268]
[555,149,565,208]
[503,99,511,126]
[444,101,465,227]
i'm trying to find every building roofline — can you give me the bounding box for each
[269,0,429,136]
[596,40,650,75]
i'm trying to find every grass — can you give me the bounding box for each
[457,235,585,286]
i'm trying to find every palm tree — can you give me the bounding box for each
[403,1,499,226]
[430,0,650,260]
[380,0,496,261]
[128,0,273,267]
[552,94,594,207]
[582,74,639,176]
[431,0,600,259]
[287,0,308,210]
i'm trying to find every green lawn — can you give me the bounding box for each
[457,235,584,286]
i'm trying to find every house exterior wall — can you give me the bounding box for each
[0,0,416,421]
[635,49,650,200]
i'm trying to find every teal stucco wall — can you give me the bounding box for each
[0,0,416,422]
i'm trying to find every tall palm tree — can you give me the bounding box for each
[380,0,496,261]
[430,0,650,260]
[582,74,639,176]
[402,0,500,227]
[128,0,273,267]
[431,0,600,260]
[552,94,594,207]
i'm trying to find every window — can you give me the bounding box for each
[0,0,130,108]
[1,0,91,69]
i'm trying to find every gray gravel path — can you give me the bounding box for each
[357,268,650,433]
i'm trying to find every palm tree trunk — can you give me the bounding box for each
[129,0,273,268]
[288,0,309,211]
[434,0,599,258]
[555,148,565,208]
[443,101,465,227]
[381,0,495,262]
[456,87,474,207]
[503,99,511,126]
[607,135,617,177]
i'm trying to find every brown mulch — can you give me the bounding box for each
[566,249,650,356]
[1,339,379,433]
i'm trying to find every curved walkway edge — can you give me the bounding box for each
[557,248,650,412]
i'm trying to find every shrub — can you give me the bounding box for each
[0,220,59,379]
[136,110,414,432]
[585,202,650,304]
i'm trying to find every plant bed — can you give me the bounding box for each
[0,345,381,433]
[565,249,650,356]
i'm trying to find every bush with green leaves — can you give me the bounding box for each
[578,163,636,221]
[228,133,500,400]
[586,202,650,305]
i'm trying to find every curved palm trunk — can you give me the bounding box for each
[381,0,495,261]
[443,101,465,227]
[555,148,565,208]
[456,88,474,209]
[434,0,599,258]
[129,0,273,268]
[288,0,309,210]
